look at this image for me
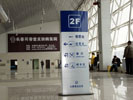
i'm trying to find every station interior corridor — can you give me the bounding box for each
[0,0,133,100]
[0,68,133,100]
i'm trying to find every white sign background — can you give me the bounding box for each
[61,32,90,95]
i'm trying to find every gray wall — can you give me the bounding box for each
[0,21,61,74]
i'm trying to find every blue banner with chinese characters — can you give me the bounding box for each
[61,11,90,95]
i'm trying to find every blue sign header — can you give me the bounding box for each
[61,11,88,32]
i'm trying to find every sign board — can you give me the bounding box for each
[61,11,90,95]
[8,34,60,52]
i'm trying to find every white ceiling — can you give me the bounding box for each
[0,0,84,34]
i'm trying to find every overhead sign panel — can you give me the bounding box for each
[8,34,60,52]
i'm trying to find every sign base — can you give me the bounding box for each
[58,93,94,96]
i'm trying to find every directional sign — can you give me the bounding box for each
[60,11,90,95]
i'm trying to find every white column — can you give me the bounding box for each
[98,0,111,70]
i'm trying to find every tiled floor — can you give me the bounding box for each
[0,69,133,100]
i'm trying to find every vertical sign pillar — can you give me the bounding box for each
[60,11,90,95]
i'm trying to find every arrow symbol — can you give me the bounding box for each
[69,36,73,38]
